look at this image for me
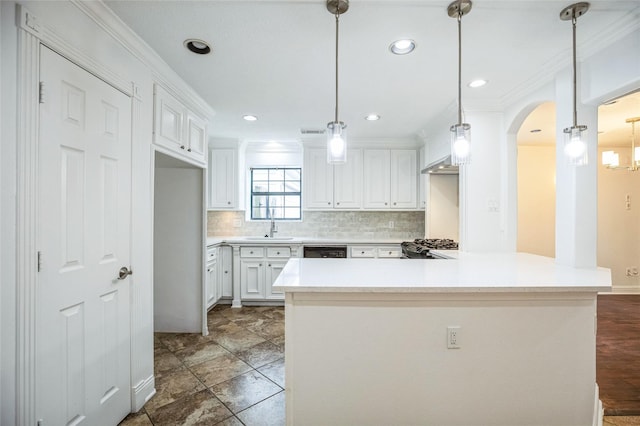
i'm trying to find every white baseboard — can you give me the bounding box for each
[132,375,156,412]
[593,383,603,426]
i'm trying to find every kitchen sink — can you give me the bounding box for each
[245,236,294,240]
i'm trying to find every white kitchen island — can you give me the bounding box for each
[273,253,611,426]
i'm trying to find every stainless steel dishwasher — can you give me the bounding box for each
[303,246,348,258]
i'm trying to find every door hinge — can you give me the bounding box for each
[39,81,44,104]
[37,251,42,272]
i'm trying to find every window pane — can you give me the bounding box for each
[253,169,268,181]
[284,195,300,207]
[285,169,300,181]
[269,182,284,192]
[285,181,300,192]
[252,206,267,219]
[269,169,284,181]
[269,195,284,208]
[253,182,268,193]
[284,208,300,219]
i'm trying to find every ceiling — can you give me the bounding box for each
[104,0,640,146]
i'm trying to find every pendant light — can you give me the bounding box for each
[448,0,472,166]
[560,2,589,166]
[326,0,349,164]
[602,117,640,171]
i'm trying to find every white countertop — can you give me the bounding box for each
[206,236,409,246]
[272,253,611,293]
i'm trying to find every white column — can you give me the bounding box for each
[554,68,598,268]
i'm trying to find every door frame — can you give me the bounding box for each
[15,6,137,425]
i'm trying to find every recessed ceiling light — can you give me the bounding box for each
[530,129,542,133]
[184,39,211,55]
[243,115,258,121]
[468,79,487,88]
[365,114,380,121]
[389,39,415,55]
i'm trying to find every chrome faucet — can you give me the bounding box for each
[269,209,278,238]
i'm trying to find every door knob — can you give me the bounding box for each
[117,266,133,280]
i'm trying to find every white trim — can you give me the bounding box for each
[16,26,39,426]
[132,375,156,412]
[592,383,603,426]
[70,0,215,119]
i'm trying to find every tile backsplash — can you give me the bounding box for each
[207,210,425,240]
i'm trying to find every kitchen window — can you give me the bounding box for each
[250,167,302,220]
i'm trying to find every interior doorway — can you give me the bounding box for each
[516,102,557,258]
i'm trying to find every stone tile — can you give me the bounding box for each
[215,416,245,426]
[146,389,233,426]
[157,332,215,353]
[236,391,285,426]
[154,334,165,351]
[257,358,285,388]
[247,319,284,341]
[146,369,206,412]
[261,307,285,321]
[271,334,285,350]
[154,348,185,379]
[235,341,283,369]
[212,329,267,353]
[175,341,231,367]
[189,353,253,387]
[118,410,152,425]
[211,371,282,413]
[209,320,245,334]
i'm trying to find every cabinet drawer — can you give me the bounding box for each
[267,247,291,258]
[350,247,376,258]
[377,246,402,258]
[240,247,265,258]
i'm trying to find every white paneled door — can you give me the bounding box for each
[37,46,132,425]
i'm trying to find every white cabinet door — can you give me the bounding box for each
[363,149,391,209]
[419,146,426,209]
[206,258,218,308]
[334,148,362,209]
[154,85,185,152]
[305,148,334,209]
[187,111,206,160]
[208,149,237,209]
[240,260,265,299]
[219,245,233,298]
[265,260,287,300]
[390,150,417,209]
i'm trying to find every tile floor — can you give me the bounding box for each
[121,304,640,426]
[120,304,285,426]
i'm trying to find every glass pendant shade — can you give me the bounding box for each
[450,123,471,165]
[327,121,347,164]
[563,125,588,166]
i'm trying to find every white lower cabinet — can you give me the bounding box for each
[219,245,233,299]
[240,246,292,301]
[349,245,402,258]
[206,247,221,309]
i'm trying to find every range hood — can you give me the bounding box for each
[421,156,459,175]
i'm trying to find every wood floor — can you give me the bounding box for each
[598,294,640,416]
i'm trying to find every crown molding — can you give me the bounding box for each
[70,0,216,119]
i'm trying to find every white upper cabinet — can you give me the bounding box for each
[304,148,334,209]
[153,84,207,165]
[305,148,363,210]
[364,149,417,209]
[208,148,237,209]
[390,150,417,209]
[363,149,391,208]
[334,149,363,209]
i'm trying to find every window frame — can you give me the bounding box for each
[249,167,302,221]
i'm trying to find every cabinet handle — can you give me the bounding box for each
[180,145,185,150]
[207,268,211,272]
[388,251,392,255]
[224,270,228,274]
[393,202,397,205]
[277,251,280,255]
[337,202,340,205]
[268,264,271,267]
[227,201,231,205]
[327,202,331,205]
[361,251,365,254]
[259,264,262,267]
[250,251,253,254]
[187,148,192,152]
[385,202,388,205]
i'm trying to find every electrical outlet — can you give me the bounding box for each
[388,221,394,229]
[627,267,639,277]
[447,326,461,349]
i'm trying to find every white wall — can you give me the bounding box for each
[597,147,640,290]
[427,174,459,241]
[517,145,556,257]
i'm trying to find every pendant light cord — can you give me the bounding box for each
[335,12,340,124]
[571,15,578,128]
[457,10,462,125]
